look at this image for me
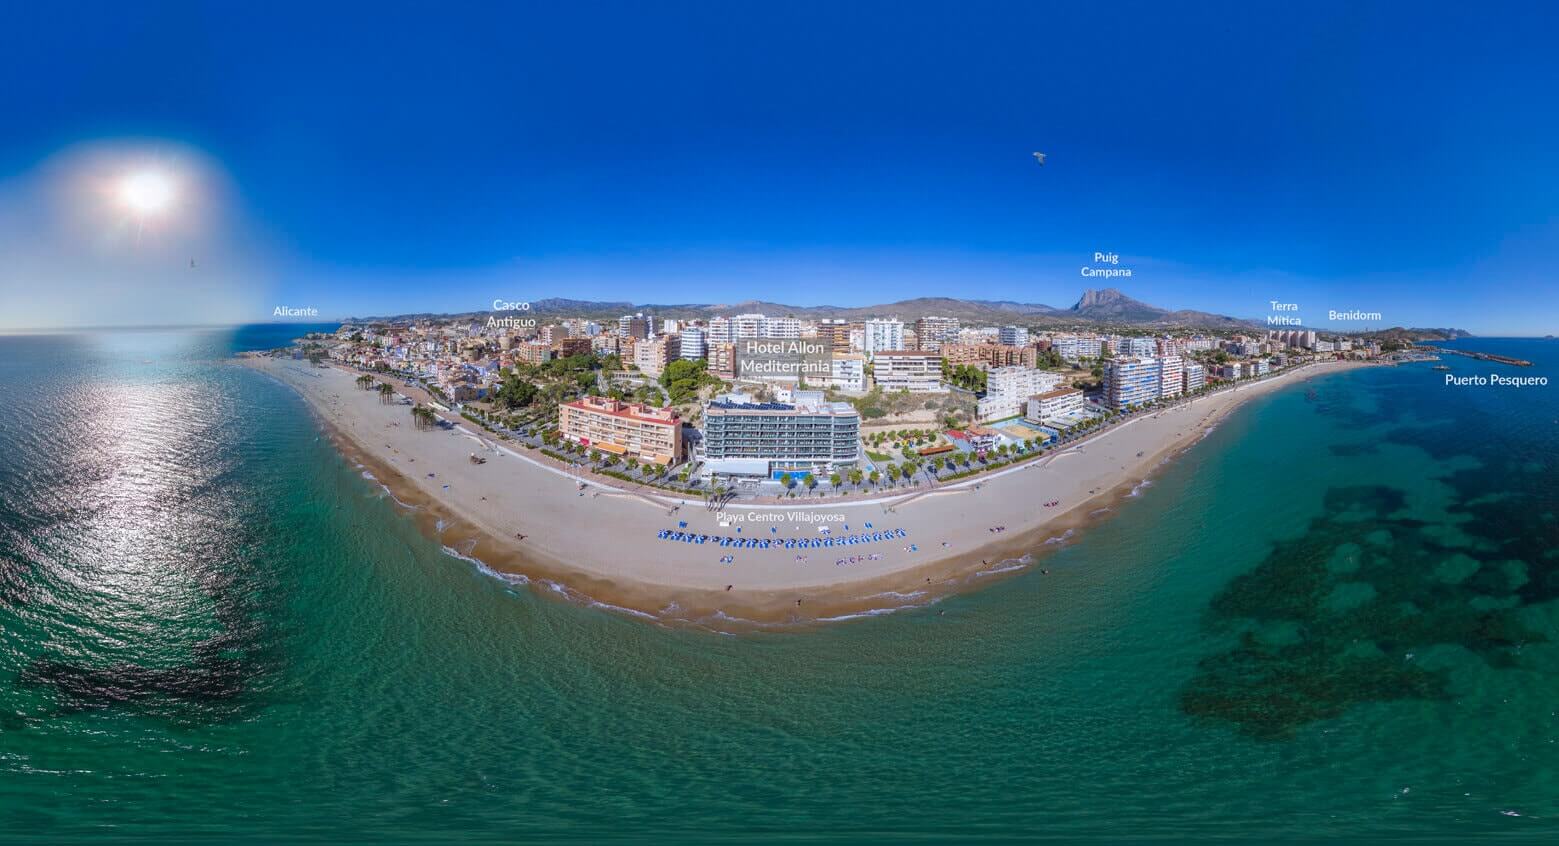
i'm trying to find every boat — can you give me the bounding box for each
[1431,365,1451,371]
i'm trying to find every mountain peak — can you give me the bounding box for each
[1072,288,1131,310]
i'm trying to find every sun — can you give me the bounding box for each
[120,169,175,214]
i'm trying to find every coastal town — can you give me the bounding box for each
[278,303,1390,502]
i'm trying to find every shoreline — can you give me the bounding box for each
[238,355,1377,629]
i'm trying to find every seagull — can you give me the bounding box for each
[1032,152,1046,166]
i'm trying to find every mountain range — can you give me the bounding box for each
[349,288,1467,335]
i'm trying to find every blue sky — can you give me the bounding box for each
[1,1,1555,334]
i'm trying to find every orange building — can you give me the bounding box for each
[558,396,683,465]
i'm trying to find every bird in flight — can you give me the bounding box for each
[1032,152,1046,166]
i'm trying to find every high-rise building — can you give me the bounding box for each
[914,316,961,352]
[707,316,732,344]
[732,313,765,339]
[619,314,649,340]
[863,319,905,358]
[998,325,1030,347]
[699,392,861,480]
[679,327,707,360]
[632,336,680,378]
[762,316,802,339]
[816,319,854,354]
[1123,337,1156,357]
[708,342,737,379]
[1182,362,1206,393]
[553,337,592,358]
[1104,357,1161,410]
[1158,355,1184,400]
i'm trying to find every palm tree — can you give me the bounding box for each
[868,469,880,485]
[848,468,863,487]
[802,472,816,490]
[377,382,394,404]
[778,472,793,489]
[829,472,842,489]
[355,374,374,390]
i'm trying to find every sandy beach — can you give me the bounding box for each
[239,355,1374,627]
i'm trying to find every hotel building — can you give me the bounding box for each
[699,391,861,480]
[558,396,683,465]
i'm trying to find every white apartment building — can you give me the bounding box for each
[863,319,905,358]
[978,366,1066,421]
[1104,357,1162,410]
[1025,387,1085,425]
[1122,337,1157,357]
[1053,336,1104,362]
[707,316,732,344]
[1183,361,1206,393]
[998,326,1030,347]
[1158,355,1184,400]
[828,354,867,393]
[679,327,707,360]
[872,351,943,392]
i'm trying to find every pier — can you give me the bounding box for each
[1416,346,1533,367]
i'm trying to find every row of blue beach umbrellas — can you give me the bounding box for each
[656,528,906,549]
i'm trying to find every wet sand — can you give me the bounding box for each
[238,355,1374,629]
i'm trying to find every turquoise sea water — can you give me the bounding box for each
[2,329,1556,842]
